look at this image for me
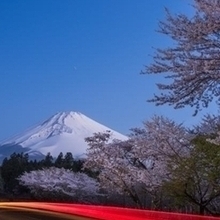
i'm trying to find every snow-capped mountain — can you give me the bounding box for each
[0,111,127,162]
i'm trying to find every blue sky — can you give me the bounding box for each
[0,0,217,141]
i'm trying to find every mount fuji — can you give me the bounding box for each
[0,111,128,163]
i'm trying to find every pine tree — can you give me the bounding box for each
[55,152,64,168]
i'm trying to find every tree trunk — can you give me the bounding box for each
[199,205,205,215]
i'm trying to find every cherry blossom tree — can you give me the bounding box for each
[192,114,220,135]
[129,116,190,208]
[18,167,100,203]
[84,117,190,208]
[84,131,144,207]
[143,0,220,114]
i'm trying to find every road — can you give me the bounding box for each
[0,207,96,220]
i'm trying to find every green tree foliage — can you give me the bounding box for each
[28,159,40,171]
[54,152,64,168]
[39,152,53,167]
[71,159,84,173]
[63,152,74,169]
[54,152,84,171]
[1,153,29,193]
[0,168,5,193]
[163,136,220,215]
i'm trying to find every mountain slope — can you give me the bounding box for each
[0,111,128,160]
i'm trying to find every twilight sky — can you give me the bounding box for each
[0,0,217,141]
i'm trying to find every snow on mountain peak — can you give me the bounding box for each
[0,111,128,160]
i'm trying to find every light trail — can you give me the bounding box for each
[0,202,219,220]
